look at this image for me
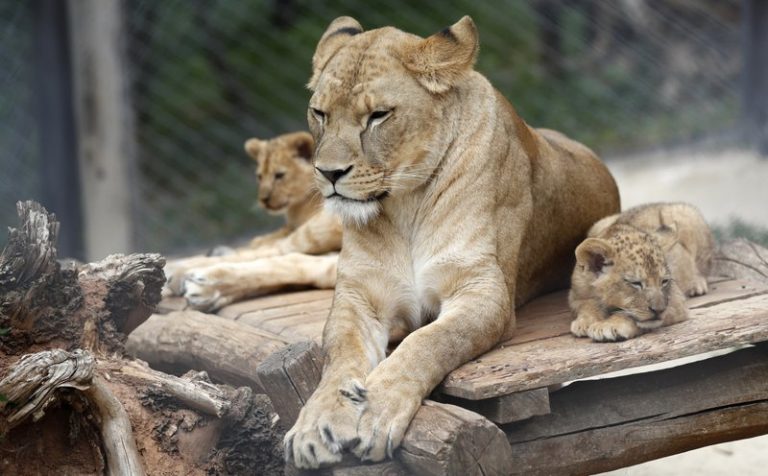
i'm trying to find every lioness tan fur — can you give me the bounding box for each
[587,202,714,297]
[163,132,342,310]
[285,16,620,468]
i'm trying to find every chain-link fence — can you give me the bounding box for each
[0,0,747,257]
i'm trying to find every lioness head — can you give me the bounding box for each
[307,16,480,225]
[575,225,676,329]
[244,131,315,215]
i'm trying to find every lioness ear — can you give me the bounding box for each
[308,16,364,90]
[284,131,315,161]
[400,16,479,94]
[244,138,264,164]
[575,238,615,274]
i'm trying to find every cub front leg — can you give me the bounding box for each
[352,279,509,462]
[285,298,388,469]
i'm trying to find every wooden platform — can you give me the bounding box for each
[156,277,768,473]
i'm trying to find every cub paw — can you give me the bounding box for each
[285,381,362,469]
[686,275,708,297]
[570,318,591,337]
[587,317,641,342]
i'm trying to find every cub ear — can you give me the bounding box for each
[284,131,315,161]
[244,138,265,164]
[655,221,680,252]
[399,16,479,94]
[575,238,615,274]
[308,16,364,90]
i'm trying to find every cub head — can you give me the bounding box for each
[575,225,676,329]
[307,16,480,225]
[244,131,315,215]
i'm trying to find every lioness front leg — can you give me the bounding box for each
[285,299,388,468]
[353,279,508,462]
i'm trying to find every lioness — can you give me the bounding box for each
[285,16,620,467]
[164,132,342,309]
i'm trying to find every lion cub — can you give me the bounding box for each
[570,203,713,342]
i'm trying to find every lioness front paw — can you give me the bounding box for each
[285,380,362,469]
[351,375,422,462]
[587,317,641,342]
[182,269,232,312]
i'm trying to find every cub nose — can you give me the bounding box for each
[317,165,353,185]
[648,305,665,319]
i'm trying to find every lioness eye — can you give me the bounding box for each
[275,172,285,180]
[367,109,392,127]
[310,108,326,121]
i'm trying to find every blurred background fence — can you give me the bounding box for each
[1,0,764,260]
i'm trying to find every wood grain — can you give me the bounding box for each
[441,288,768,399]
[503,345,768,475]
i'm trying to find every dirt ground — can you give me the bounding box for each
[599,146,768,475]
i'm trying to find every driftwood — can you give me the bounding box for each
[257,341,514,475]
[0,201,284,475]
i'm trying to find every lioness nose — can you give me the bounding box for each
[317,165,353,184]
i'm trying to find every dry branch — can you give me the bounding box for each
[0,349,94,433]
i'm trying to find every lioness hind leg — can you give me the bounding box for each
[587,315,642,342]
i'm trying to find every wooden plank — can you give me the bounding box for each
[442,387,550,425]
[260,342,513,476]
[218,289,333,319]
[236,298,333,324]
[503,345,768,475]
[441,291,768,399]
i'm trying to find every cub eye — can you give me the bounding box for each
[274,172,285,180]
[625,279,643,290]
[662,278,671,287]
[310,108,326,121]
[367,109,392,128]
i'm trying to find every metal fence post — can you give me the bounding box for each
[32,0,84,259]
[67,0,138,260]
[744,0,768,156]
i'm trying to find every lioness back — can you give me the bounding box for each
[589,202,714,296]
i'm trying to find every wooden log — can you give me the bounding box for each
[443,387,550,424]
[503,345,768,475]
[126,311,291,391]
[256,340,324,428]
[258,341,513,476]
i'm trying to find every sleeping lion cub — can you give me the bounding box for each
[570,202,714,342]
[285,16,619,468]
[163,131,342,309]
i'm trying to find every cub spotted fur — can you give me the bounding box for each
[285,16,620,468]
[163,131,342,309]
[569,224,688,342]
[587,202,714,297]
[569,202,713,342]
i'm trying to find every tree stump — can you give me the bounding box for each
[0,201,284,475]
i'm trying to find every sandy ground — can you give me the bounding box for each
[596,147,768,475]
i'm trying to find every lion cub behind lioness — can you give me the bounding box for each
[570,203,714,342]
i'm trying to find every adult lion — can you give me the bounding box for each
[286,16,620,468]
